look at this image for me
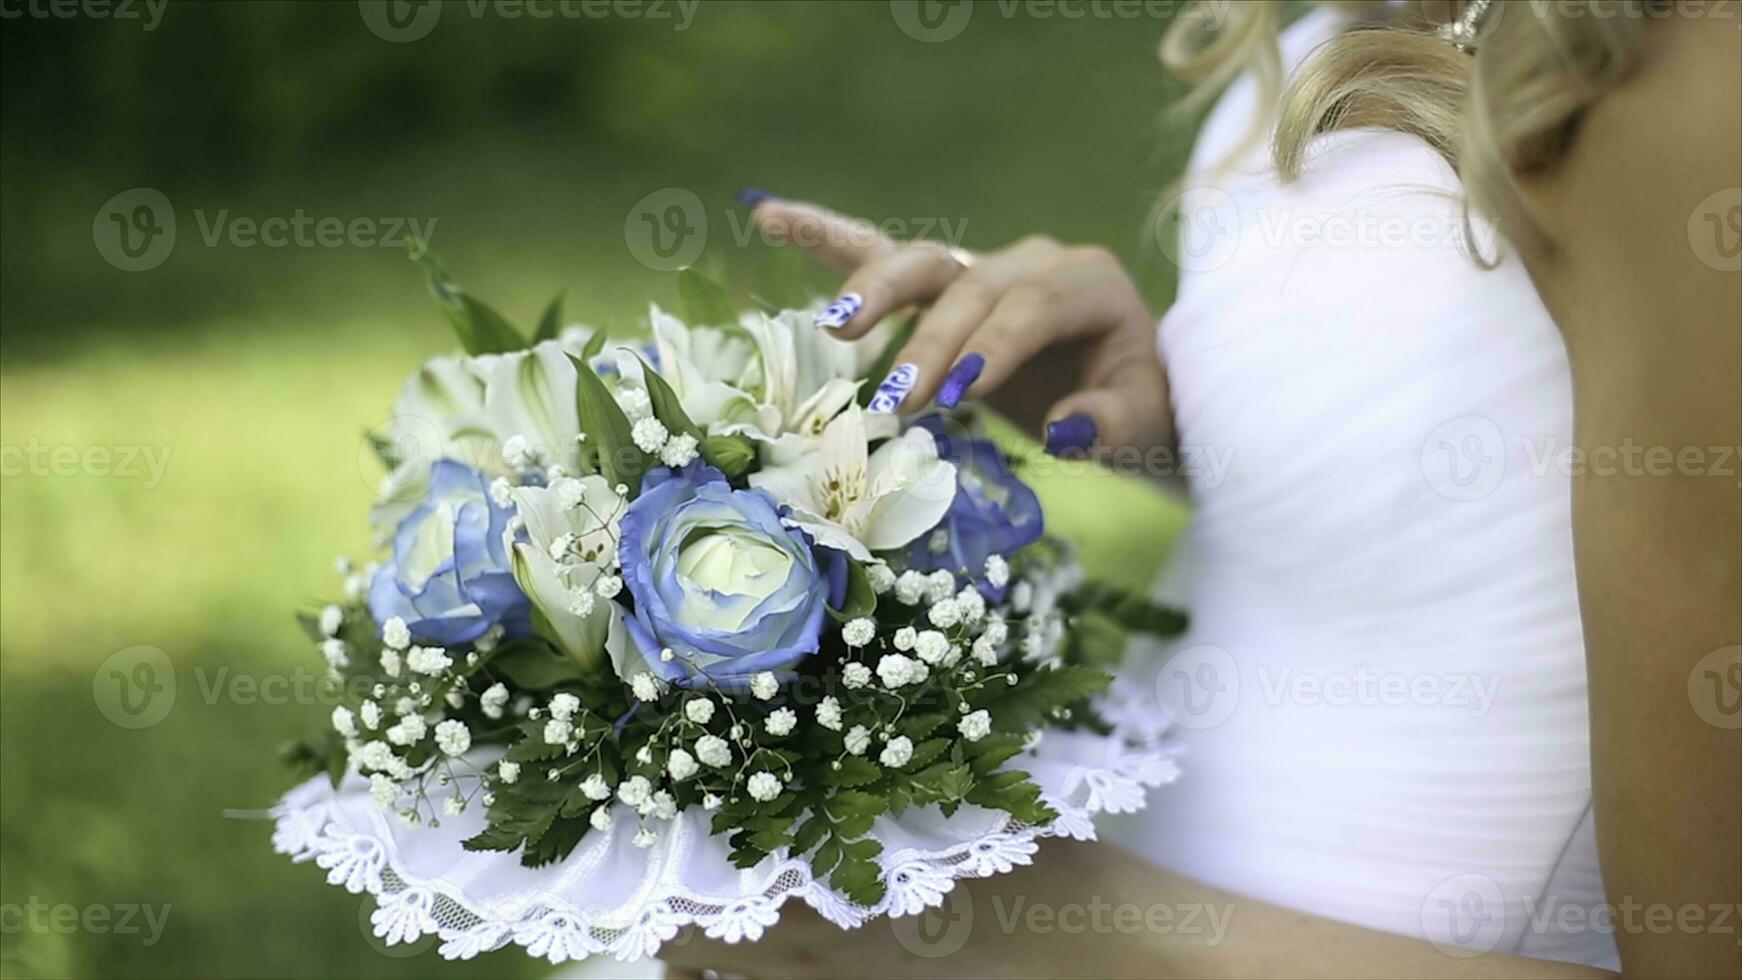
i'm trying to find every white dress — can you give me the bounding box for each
[1101,8,1620,971]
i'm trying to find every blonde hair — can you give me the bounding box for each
[1160,0,1648,257]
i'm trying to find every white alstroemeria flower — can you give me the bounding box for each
[645,306,772,434]
[749,405,957,561]
[369,354,495,534]
[476,341,589,475]
[506,476,628,668]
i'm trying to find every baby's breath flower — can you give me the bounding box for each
[406,646,452,676]
[914,630,951,665]
[844,725,871,756]
[842,617,876,647]
[320,638,350,670]
[765,708,797,737]
[648,790,678,821]
[616,386,653,421]
[925,570,956,603]
[434,719,471,756]
[866,562,897,595]
[360,700,382,730]
[694,734,731,768]
[927,598,962,629]
[480,683,509,720]
[892,626,917,652]
[984,554,1010,589]
[379,647,403,678]
[387,714,426,746]
[630,673,661,702]
[594,575,623,599]
[443,795,466,817]
[894,570,928,605]
[544,718,574,745]
[631,416,670,454]
[879,735,914,768]
[749,671,779,700]
[1011,581,1034,613]
[617,775,653,807]
[841,662,871,690]
[498,760,521,784]
[369,773,398,811]
[318,604,344,637]
[553,476,587,511]
[982,617,1009,647]
[331,706,358,738]
[955,585,986,625]
[590,806,613,831]
[489,476,515,509]
[684,698,715,724]
[580,772,611,800]
[876,653,922,688]
[660,432,700,468]
[972,635,1000,667]
[382,616,411,651]
[501,434,536,472]
[815,696,843,731]
[567,586,597,618]
[702,793,723,810]
[957,709,992,742]
[632,826,658,848]
[746,771,782,802]
[549,693,580,721]
[667,748,699,781]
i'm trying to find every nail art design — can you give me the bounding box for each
[736,187,774,208]
[868,363,920,415]
[1044,413,1097,456]
[814,293,863,330]
[934,352,985,409]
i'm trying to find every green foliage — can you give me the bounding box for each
[700,433,756,477]
[567,352,649,495]
[676,267,738,327]
[410,241,527,354]
[533,291,566,344]
[636,354,702,441]
[827,559,877,622]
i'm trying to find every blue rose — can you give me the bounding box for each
[907,417,1043,597]
[369,460,529,645]
[616,463,829,687]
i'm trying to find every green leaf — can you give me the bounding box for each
[533,291,565,343]
[986,665,1112,731]
[636,355,701,441]
[581,327,608,361]
[966,733,1026,777]
[1065,583,1189,637]
[408,240,526,355]
[830,849,885,906]
[810,837,842,879]
[677,267,738,327]
[904,737,951,771]
[492,643,589,690]
[821,755,882,788]
[791,815,829,854]
[856,312,917,408]
[899,712,948,741]
[827,558,877,622]
[567,353,649,495]
[700,433,755,478]
[753,247,813,310]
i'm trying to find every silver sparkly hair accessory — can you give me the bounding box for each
[1436,0,1494,54]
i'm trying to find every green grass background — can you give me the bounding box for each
[0,2,1198,976]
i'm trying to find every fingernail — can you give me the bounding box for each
[868,363,920,415]
[814,292,863,330]
[1044,413,1097,456]
[934,352,985,409]
[736,187,775,208]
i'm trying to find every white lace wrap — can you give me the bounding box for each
[271,685,1177,964]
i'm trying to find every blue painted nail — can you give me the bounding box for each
[935,352,985,409]
[737,188,775,208]
[1044,413,1097,456]
[868,363,920,415]
[814,292,863,330]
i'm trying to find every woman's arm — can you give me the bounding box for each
[663,837,1616,979]
[1520,14,1742,980]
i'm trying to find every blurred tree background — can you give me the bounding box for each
[0,1,1196,976]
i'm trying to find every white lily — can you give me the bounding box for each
[750,405,958,561]
[506,476,626,667]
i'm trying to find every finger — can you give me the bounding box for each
[818,241,966,338]
[882,278,999,410]
[750,198,896,273]
[1043,355,1169,457]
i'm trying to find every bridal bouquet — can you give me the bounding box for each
[271,254,1186,963]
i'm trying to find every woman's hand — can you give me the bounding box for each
[747,195,1175,457]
